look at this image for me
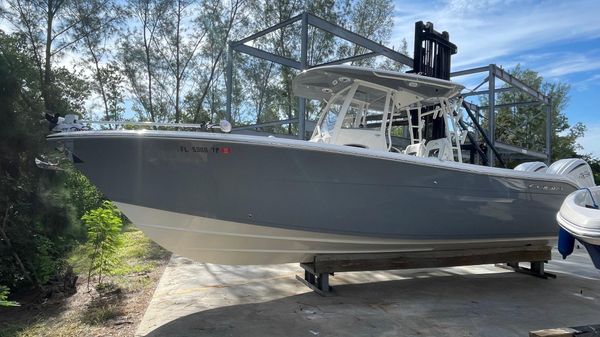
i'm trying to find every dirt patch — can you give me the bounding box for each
[0,250,169,337]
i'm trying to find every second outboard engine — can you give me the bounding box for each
[514,161,548,173]
[547,158,595,188]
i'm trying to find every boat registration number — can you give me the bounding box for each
[179,145,231,154]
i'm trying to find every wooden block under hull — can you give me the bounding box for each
[302,246,552,274]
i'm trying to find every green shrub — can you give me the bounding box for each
[0,286,19,307]
[81,201,123,288]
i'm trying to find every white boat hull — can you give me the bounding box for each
[116,202,555,265]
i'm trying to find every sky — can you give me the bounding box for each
[389,0,600,157]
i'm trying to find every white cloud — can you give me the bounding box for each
[534,52,600,78]
[573,73,600,92]
[443,0,521,13]
[391,0,600,70]
[578,123,600,158]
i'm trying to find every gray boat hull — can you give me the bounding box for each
[48,131,577,264]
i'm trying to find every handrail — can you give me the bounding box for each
[74,119,235,133]
[80,120,207,129]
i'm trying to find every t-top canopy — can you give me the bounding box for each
[292,65,464,102]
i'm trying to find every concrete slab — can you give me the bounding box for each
[136,247,600,337]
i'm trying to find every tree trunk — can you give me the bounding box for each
[255,63,273,124]
[175,0,182,123]
[86,244,99,291]
[43,0,55,112]
[277,24,293,134]
[193,50,223,123]
[88,42,111,122]
[192,0,240,123]
[143,11,155,122]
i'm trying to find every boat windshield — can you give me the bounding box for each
[316,94,345,138]
[341,86,388,130]
[312,82,393,149]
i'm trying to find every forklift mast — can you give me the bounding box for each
[410,21,457,141]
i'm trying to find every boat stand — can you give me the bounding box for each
[296,266,334,297]
[297,246,553,295]
[496,261,556,279]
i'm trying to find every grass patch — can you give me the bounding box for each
[67,225,169,292]
[0,315,89,337]
[119,226,170,260]
[109,227,170,286]
[81,303,122,325]
[66,244,89,275]
[81,292,124,326]
[0,324,24,337]
[68,225,169,281]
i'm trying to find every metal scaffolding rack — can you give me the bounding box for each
[225,11,412,139]
[225,12,554,166]
[451,65,552,166]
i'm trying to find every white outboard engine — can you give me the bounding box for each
[547,158,596,188]
[514,161,548,173]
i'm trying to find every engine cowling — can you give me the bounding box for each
[547,158,595,188]
[514,161,548,173]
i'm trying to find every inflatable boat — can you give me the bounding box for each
[557,186,600,269]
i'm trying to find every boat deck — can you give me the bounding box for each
[136,247,600,337]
